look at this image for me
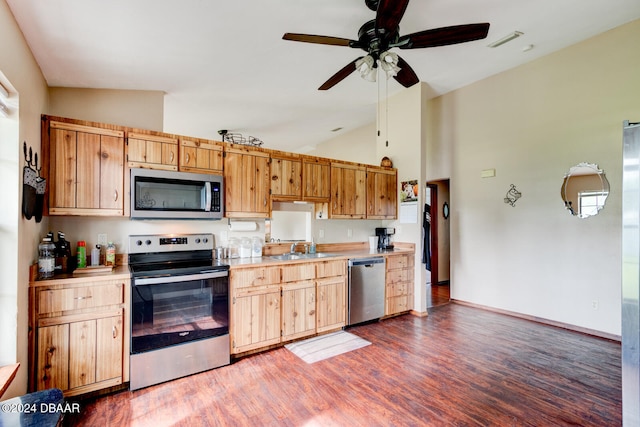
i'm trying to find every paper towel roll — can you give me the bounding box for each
[228,220,257,231]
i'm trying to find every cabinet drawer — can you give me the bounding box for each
[38,282,124,315]
[281,263,315,283]
[231,266,281,289]
[387,281,409,298]
[316,260,346,278]
[386,254,414,270]
[386,295,409,315]
[386,268,414,285]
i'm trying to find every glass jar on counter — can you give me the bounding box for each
[239,237,252,258]
[38,237,56,279]
[251,237,263,257]
[227,237,239,259]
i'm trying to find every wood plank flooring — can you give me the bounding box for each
[65,303,621,426]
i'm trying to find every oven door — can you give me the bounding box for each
[131,270,229,354]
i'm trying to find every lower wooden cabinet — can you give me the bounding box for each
[230,259,347,355]
[29,277,129,397]
[385,254,414,316]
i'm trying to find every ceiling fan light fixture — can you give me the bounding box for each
[356,55,377,82]
[487,31,523,48]
[379,50,401,78]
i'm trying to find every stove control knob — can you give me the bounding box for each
[145,240,152,246]
[195,238,201,244]
[203,238,208,244]
[136,240,142,246]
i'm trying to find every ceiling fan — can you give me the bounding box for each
[283,0,490,90]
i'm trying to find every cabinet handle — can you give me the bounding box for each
[114,190,118,201]
[264,197,267,207]
[112,325,118,338]
[74,295,92,300]
[186,153,190,164]
[170,151,174,162]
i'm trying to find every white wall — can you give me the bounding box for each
[429,19,640,336]
[48,88,164,131]
[0,0,49,398]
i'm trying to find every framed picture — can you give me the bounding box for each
[400,180,418,203]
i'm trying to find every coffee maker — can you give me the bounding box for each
[375,227,395,251]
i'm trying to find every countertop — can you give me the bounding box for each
[29,265,131,287]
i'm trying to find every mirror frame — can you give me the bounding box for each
[561,162,610,218]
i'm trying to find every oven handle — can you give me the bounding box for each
[133,270,228,286]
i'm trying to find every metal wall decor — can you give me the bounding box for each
[218,130,264,147]
[22,141,46,222]
[504,184,521,207]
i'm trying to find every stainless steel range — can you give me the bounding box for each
[128,233,229,391]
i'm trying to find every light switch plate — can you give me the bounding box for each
[98,234,108,246]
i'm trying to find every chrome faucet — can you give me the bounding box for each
[290,243,296,254]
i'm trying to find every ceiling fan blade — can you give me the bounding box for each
[283,33,356,47]
[398,23,490,49]
[375,0,410,37]
[318,57,363,90]
[394,56,419,88]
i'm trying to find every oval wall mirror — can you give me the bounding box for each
[560,162,610,218]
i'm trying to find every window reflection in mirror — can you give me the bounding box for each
[561,163,610,218]
[267,202,312,242]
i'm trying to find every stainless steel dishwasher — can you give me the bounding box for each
[348,257,386,325]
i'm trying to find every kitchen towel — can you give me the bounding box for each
[285,331,371,364]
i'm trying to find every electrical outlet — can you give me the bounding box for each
[98,233,108,246]
[592,300,599,310]
[319,229,325,239]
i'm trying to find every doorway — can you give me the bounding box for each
[425,180,450,308]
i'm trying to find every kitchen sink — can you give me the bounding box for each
[268,252,337,261]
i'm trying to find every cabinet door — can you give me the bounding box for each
[49,128,78,209]
[302,158,330,201]
[271,156,302,199]
[127,132,178,170]
[281,280,316,341]
[37,324,70,391]
[69,320,96,389]
[367,167,397,219]
[330,163,366,219]
[96,314,123,382]
[316,276,347,333]
[99,135,124,210]
[179,138,223,173]
[231,287,281,354]
[224,148,271,218]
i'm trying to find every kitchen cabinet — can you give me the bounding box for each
[224,146,271,218]
[179,137,224,174]
[47,121,125,216]
[330,162,366,219]
[385,254,414,316]
[29,278,128,397]
[316,260,347,333]
[127,132,178,171]
[281,263,316,341]
[367,166,397,219]
[270,153,302,200]
[230,266,281,354]
[302,157,331,202]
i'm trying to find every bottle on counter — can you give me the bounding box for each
[76,241,87,268]
[38,237,56,279]
[91,245,101,266]
[55,231,71,274]
[309,239,316,254]
[105,242,116,266]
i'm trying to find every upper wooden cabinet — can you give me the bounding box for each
[179,138,224,174]
[127,132,178,171]
[270,153,302,200]
[366,166,397,219]
[302,157,331,202]
[224,146,271,218]
[330,162,367,219]
[47,121,125,216]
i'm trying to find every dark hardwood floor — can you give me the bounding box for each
[428,282,451,308]
[65,303,621,426]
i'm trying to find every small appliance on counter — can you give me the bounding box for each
[375,227,395,251]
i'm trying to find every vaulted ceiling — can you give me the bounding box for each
[7,0,640,152]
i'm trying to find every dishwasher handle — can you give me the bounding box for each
[349,257,385,267]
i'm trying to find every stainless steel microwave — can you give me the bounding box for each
[130,168,223,219]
